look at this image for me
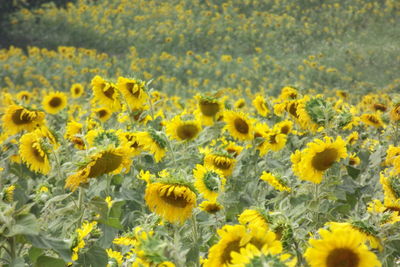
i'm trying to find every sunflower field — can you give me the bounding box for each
[1,0,400,267]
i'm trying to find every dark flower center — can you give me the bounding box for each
[160,191,190,208]
[221,239,241,264]
[311,148,338,171]
[12,109,34,125]
[234,118,249,134]
[326,248,359,267]
[177,124,199,140]
[199,100,220,116]
[88,151,123,177]
[49,97,62,108]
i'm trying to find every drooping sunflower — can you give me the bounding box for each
[390,103,400,122]
[260,172,291,192]
[70,83,84,98]
[93,107,113,122]
[144,182,197,224]
[65,146,132,191]
[19,131,51,175]
[204,153,236,177]
[223,110,254,141]
[137,130,167,163]
[2,105,45,135]
[91,75,121,111]
[42,92,68,114]
[223,140,243,158]
[238,209,270,230]
[252,95,269,117]
[347,132,359,145]
[278,86,298,101]
[199,200,223,214]
[117,76,149,110]
[304,227,381,267]
[193,164,226,201]
[292,136,347,184]
[360,114,384,128]
[165,115,202,142]
[195,95,224,126]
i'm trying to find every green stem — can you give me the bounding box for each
[166,140,178,168]
[8,237,16,260]
[191,215,200,267]
[78,188,85,225]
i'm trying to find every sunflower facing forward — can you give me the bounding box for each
[304,227,381,267]
[42,92,68,114]
[292,136,347,184]
[19,131,51,174]
[223,110,254,141]
[2,105,45,135]
[165,115,202,142]
[144,181,197,224]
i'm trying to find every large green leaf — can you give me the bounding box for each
[6,214,39,237]
[77,246,108,267]
[26,234,72,262]
[34,256,65,267]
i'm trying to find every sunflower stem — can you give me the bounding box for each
[190,214,200,267]
[166,140,178,168]
[78,187,85,225]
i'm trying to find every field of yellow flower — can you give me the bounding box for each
[1,0,400,266]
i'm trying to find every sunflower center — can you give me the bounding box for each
[311,148,338,171]
[177,124,199,140]
[213,157,231,170]
[287,102,299,118]
[12,109,34,125]
[199,100,219,116]
[204,172,220,192]
[281,125,290,134]
[204,203,221,213]
[49,97,62,108]
[97,109,108,118]
[326,248,360,267]
[367,115,379,124]
[221,239,241,264]
[234,118,249,134]
[88,151,123,178]
[373,103,387,112]
[74,88,81,94]
[31,145,45,163]
[226,148,238,157]
[126,82,141,97]
[103,85,115,99]
[160,192,189,208]
[269,134,277,144]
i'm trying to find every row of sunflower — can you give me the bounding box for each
[1,75,400,266]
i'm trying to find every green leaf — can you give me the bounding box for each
[347,166,361,179]
[28,247,43,263]
[26,234,72,262]
[9,258,25,267]
[34,256,65,267]
[6,214,39,237]
[77,246,108,267]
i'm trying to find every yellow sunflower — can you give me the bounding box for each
[91,75,121,111]
[65,146,131,191]
[165,115,202,142]
[304,227,381,267]
[19,131,51,174]
[123,132,144,157]
[195,95,224,126]
[70,83,84,98]
[252,95,269,117]
[238,209,270,230]
[42,92,68,114]
[199,200,223,214]
[234,98,246,109]
[349,153,361,166]
[2,105,45,135]
[259,130,287,154]
[223,110,254,141]
[65,120,85,149]
[367,199,400,225]
[292,136,347,184]
[16,91,33,103]
[193,164,226,201]
[274,120,293,135]
[260,172,291,192]
[278,86,298,101]
[347,132,359,145]
[93,107,112,122]
[117,76,149,110]
[380,172,400,211]
[223,141,243,158]
[144,182,197,224]
[360,114,384,128]
[204,153,236,177]
[390,103,400,122]
[137,130,167,163]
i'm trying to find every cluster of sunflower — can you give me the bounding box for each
[1,74,400,266]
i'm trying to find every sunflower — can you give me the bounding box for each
[204,225,281,267]
[390,103,400,122]
[70,83,84,98]
[117,76,149,110]
[260,172,291,192]
[93,107,112,122]
[234,98,246,109]
[19,131,51,174]
[292,136,347,184]
[278,86,298,101]
[199,200,223,214]
[137,130,167,163]
[42,92,68,114]
[360,114,384,128]
[65,146,131,191]
[165,115,202,142]
[16,91,33,103]
[65,120,85,149]
[223,110,254,141]
[238,209,270,230]
[223,141,243,158]
[195,95,224,126]
[2,105,45,135]
[123,132,144,157]
[252,95,269,117]
[91,75,121,111]
[349,153,361,166]
[85,128,125,148]
[326,222,382,251]
[204,153,236,177]
[274,120,293,135]
[193,164,225,201]
[379,172,400,211]
[304,227,381,267]
[144,182,196,224]
[260,130,287,153]
[347,132,359,145]
[367,199,400,225]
